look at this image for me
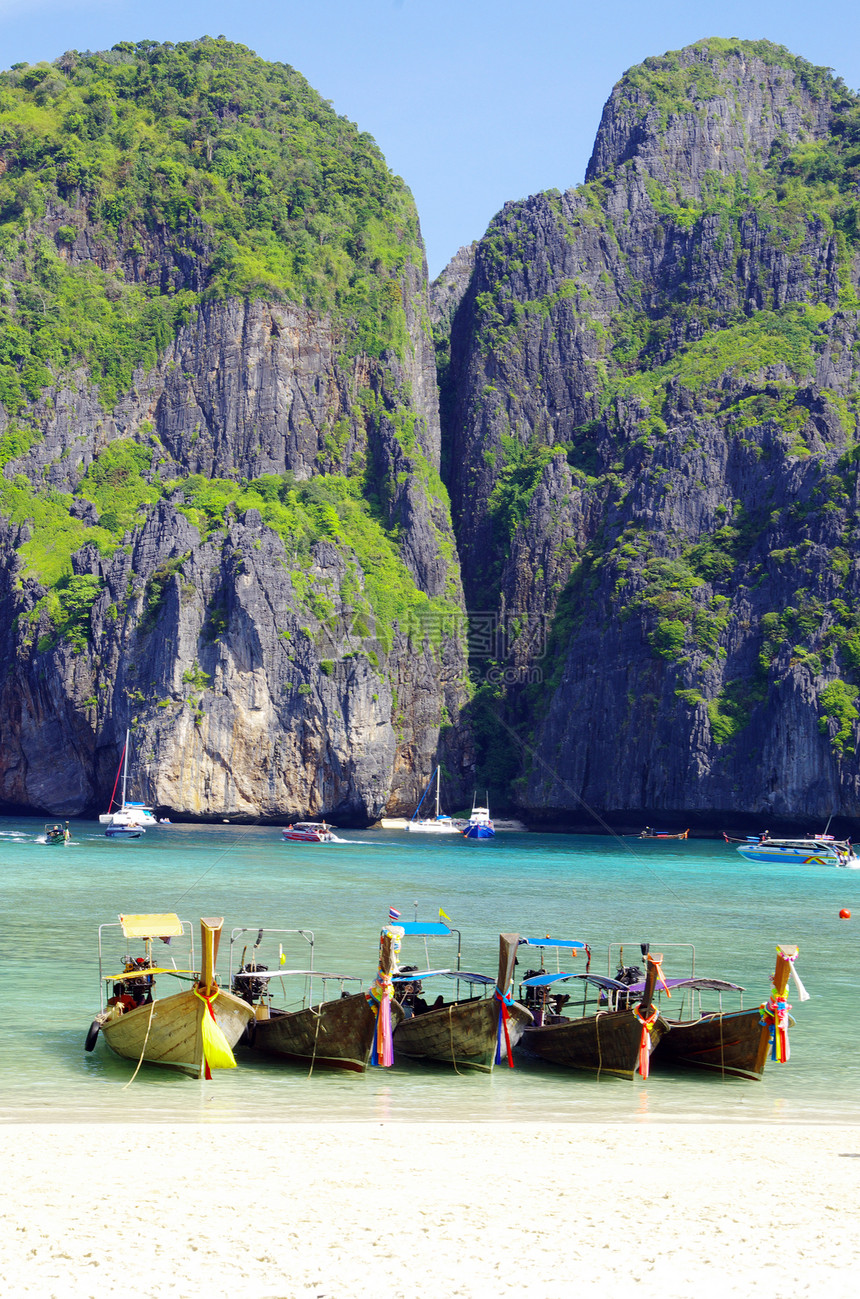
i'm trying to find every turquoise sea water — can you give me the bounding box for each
[1,817,857,1123]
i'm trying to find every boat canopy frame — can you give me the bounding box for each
[394,917,462,971]
[97,916,195,1011]
[228,926,364,1010]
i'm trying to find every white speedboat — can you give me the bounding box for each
[281,822,336,843]
[736,835,856,867]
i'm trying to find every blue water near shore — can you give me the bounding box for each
[1,817,857,1123]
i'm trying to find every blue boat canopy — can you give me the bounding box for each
[519,937,589,951]
[521,971,629,992]
[394,921,454,937]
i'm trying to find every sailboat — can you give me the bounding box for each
[100,729,158,834]
[407,766,463,834]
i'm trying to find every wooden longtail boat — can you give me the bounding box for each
[516,940,666,1080]
[392,932,532,1072]
[90,915,254,1079]
[229,927,403,1072]
[650,945,802,1080]
[637,828,689,840]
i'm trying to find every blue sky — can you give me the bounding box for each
[2,1,859,277]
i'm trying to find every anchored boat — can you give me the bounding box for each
[735,834,856,867]
[392,923,531,1071]
[100,729,158,832]
[229,925,402,1072]
[462,798,495,840]
[407,766,463,834]
[516,938,667,1079]
[643,943,806,1079]
[87,914,253,1078]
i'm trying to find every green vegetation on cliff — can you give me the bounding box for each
[0,39,460,676]
[0,37,421,415]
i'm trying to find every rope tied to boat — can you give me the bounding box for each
[192,987,238,1077]
[631,1002,659,1078]
[493,989,515,1068]
[366,927,402,1067]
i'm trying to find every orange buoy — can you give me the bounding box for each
[839,908,851,919]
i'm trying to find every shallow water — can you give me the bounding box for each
[1,818,857,1123]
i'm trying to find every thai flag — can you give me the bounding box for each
[388,907,401,921]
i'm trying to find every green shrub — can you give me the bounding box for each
[818,680,859,754]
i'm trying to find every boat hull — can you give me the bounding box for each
[463,825,494,839]
[394,997,532,1072]
[737,846,844,865]
[249,993,404,1072]
[652,1009,770,1080]
[407,821,462,834]
[518,1010,669,1080]
[100,987,253,1079]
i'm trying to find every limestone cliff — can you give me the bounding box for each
[0,39,469,820]
[438,38,860,826]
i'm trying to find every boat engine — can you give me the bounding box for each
[233,963,268,1005]
[110,956,155,1007]
[396,965,425,1009]
[613,963,643,1010]
[520,968,549,1011]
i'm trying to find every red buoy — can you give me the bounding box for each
[839,908,851,919]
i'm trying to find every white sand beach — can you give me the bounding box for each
[1,1122,858,1298]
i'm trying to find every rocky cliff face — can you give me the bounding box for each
[0,39,469,820]
[437,38,860,825]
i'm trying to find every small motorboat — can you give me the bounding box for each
[105,823,145,840]
[281,822,335,843]
[44,821,70,845]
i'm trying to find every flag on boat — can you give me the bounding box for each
[439,908,451,923]
[388,907,401,921]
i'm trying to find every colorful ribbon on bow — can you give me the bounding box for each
[193,987,237,1079]
[367,927,403,1067]
[631,1002,659,1078]
[759,988,792,1062]
[494,989,515,1068]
